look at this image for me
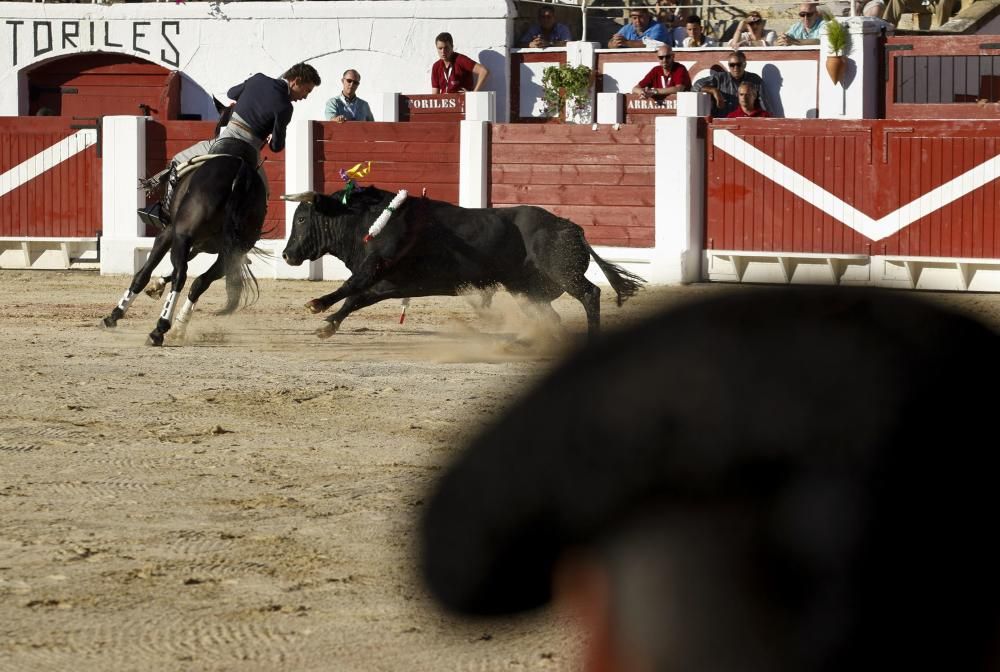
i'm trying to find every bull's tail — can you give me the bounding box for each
[586,243,645,306]
[217,158,261,315]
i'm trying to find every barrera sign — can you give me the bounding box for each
[628,97,676,110]
[408,98,459,109]
[4,19,182,68]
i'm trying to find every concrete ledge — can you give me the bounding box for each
[875,255,1000,291]
[705,250,871,286]
[0,237,98,270]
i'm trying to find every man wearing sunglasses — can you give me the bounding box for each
[777,2,825,46]
[324,69,374,123]
[609,8,672,48]
[693,50,768,117]
[631,46,691,99]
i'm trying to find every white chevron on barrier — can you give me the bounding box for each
[0,129,98,199]
[713,129,1000,242]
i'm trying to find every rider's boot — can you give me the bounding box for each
[137,163,179,230]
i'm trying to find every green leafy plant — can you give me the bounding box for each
[823,13,850,55]
[541,64,593,117]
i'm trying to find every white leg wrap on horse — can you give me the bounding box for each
[116,289,137,313]
[176,299,196,325]
[160,291,179,322]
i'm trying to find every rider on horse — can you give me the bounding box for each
[138,62,321,229]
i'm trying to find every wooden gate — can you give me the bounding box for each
[489,124,655,247]
[885,36,1000,119]
[0,117,101,237]
[705,119,1000,282]
[313,121,460,204]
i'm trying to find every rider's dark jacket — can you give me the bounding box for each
[226,73,294,153]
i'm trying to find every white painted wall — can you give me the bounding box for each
[0,0,515,122]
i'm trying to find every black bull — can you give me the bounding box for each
[281,187,645,338]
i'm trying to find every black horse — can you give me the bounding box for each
[100,149,267,346]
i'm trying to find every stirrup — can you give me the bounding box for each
[137,202,169,230]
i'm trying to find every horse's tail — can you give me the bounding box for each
[217,158,260,315]
[586,242,646,306]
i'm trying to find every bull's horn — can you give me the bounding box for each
[280,191,317,203]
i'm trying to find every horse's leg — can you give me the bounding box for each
[305,255,386,314]
[171,255,226,341]
[144,274,171,299]
[147,234,193,346]
[101,228,173,328]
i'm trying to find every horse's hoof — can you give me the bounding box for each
[146,332,164,347]
[101,315,118,328]
[306,299,325,314]
[145,285,164,299]
[315,322,338,339]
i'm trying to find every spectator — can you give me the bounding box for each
[863,0,886,16]
[631,45,691,99]
[657,2,689,46]
[609,8,672,48]
[726,81,769,117]
[323,69,374,123]
[431,32,489,94]
[728,10,777,47]
[693,49,767,117]
[681,14,717,47]
[881,0,955,26]
[777,2,825,46]
[518,6,572,48]
[421,287,1000,672]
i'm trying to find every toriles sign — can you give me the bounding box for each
[4,19,182,68]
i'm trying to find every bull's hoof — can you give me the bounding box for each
[101,315,118,328]
[315,321,339,339]
[306,299,326,314]
[146,331,165,347]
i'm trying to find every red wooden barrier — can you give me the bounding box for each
[0,117,101,237]
[313,121,461,204]
[489,124,655,247]
[707,119,1000,258]
[145,121,285,238]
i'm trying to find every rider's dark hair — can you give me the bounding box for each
[281,63,321,86]
[435,32,454,46]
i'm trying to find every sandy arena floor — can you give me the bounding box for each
[2,270,999,671]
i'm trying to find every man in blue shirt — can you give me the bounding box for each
[324,69,374,122]
[609,8,672,48]
[777,2,826,45]
[518,6,573,48]
[138,62,320,229]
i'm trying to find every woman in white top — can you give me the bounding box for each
[729,11,777,48]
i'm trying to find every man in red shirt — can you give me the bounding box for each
[726,81,770,117]
[431,32,489,93]
[631,46,691,98]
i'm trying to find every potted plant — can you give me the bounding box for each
[541,64,593,120]
[824,14,850,85]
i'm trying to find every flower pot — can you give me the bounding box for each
[826,55,847,85]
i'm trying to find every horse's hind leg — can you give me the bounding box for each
[145,275,170,299]
[101,228,173,328]
[171,255,226,341]
[148,234,192,346]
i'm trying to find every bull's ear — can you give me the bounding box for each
[280,191,317,204]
